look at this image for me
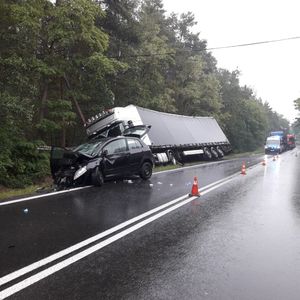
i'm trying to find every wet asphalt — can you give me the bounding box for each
[1,151,300,299]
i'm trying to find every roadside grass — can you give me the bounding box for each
[223,148,264,160]
[0,185,40,201]
[0,149,264,201]
[153,164,181,173]
[0,177,53,202]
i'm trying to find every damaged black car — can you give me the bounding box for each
[50,126,153,188]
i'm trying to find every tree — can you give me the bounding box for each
[166,12,221,117]
[217,69,269,151]
[0,0,121,186]
[34,0,122,147]
[292,98,300,136]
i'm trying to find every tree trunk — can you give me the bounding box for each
[39,82,48,122]
[63,74,86,124]
[61,125,66,148]
[60,77,66,147]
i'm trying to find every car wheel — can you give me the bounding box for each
[91,167,104,186]
[139,162,153,180]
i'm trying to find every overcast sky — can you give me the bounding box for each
[163,0,300,123]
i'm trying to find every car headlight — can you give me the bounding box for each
[74,166,87,180]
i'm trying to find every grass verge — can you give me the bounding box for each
[0,185,41,201]
[0,177,53,202]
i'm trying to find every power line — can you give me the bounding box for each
[109,35,300,58]
[207,36,300,51]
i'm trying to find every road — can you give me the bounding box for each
[0,151,300,299]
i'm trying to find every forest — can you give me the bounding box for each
[0,0,294,188]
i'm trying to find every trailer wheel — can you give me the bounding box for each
[168,150,177,165]
[210,147,219,159]
[174,150,184,165]
[139,162,153,180]
[91,167,104,186]
[203,147,213,160]
[216,146,224,157]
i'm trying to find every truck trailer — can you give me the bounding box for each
[85,105,231,164]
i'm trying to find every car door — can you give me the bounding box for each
[50,147,78,178]
[101,138,130,178]
[126,138,144,172]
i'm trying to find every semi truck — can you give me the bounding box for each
[264,131,296,154]
[84,105,231,164]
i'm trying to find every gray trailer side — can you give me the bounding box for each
[133,106,231,162]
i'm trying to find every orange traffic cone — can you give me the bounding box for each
[241,162,246,175]
[189,176,200,197]
[262,159,266,166]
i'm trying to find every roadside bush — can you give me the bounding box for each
[0,140,50,188]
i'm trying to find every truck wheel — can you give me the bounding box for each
[168,151,177,165]
[203,147,212,160]
[139,162,153,180]
[211,147,219,159]
[216,146,224,157]
[91,167,104,186]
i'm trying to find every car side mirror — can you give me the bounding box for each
[101,149,108,157]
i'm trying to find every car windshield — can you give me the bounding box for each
[73,139,106,157]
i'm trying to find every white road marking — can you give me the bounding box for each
[0,165,260,299]
[0,177,236,298]
[152,156,252,175]
[0,186,92,207]
[0,170,238,287]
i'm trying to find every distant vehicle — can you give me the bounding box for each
[85,105,231,165]
[264,131,296,154]
[265,136,284,154]
[286,134,296,150]
[50,134,153,188]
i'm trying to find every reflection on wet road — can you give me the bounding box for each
[0,156,261,278]
[1,150,300,299]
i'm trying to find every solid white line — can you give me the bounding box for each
[0,186,93,207]
[0,195,187,287]
[0,170,242,287]
[0,174,237,299]
[152,156,253,175]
